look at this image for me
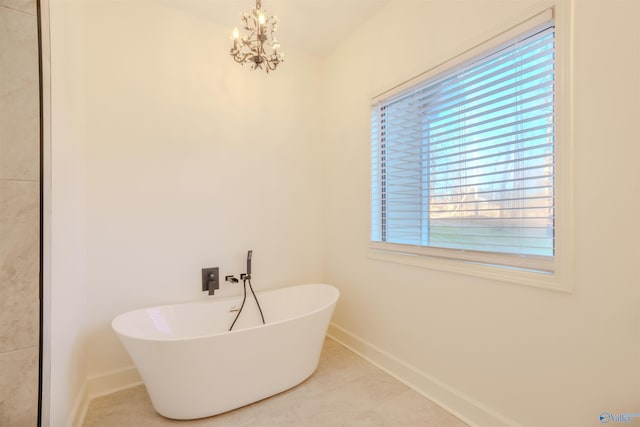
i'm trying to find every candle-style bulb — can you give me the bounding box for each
[232,27,239,48]
[258,13,265,26]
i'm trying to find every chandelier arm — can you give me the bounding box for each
[231,51,252,64]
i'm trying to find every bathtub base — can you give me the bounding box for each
[142,314,327,419]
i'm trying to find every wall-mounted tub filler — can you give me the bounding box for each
[112,283,339,419]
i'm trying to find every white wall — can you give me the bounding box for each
[48,0,325,422]
[323,1,640,426]
[79,1,326,376]
[49,0,89,425]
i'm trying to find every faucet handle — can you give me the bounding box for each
[202,267,219,295]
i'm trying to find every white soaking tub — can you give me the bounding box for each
[111,283,339,419]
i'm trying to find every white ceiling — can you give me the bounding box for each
[165,0,390,56]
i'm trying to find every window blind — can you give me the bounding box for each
[371,17,555,273]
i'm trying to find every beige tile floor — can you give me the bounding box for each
[83,338,468,427]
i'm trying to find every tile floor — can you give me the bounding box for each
[83,338,468,426]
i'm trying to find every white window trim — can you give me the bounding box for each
[368,2,574,292]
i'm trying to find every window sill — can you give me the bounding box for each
[368,247,573,293]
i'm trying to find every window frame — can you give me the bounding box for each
[368,4,574,292]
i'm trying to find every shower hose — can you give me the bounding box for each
[229,276,265,331]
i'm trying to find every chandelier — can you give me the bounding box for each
[230,0,284,73]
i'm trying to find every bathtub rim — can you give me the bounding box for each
[111,283,339,343]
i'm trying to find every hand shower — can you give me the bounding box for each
[247,250,252,279]
[229,249,264,331]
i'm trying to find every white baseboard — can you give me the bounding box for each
[67,366,142,427]
[66,381,88,427]
[327,323,521,427]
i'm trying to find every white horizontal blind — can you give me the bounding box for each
[371,17,555,272]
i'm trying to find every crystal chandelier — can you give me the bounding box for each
[230,0,284,73]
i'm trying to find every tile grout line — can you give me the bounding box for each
[0,178,40,183]
[0,3,36,17]
[0,344,39,356]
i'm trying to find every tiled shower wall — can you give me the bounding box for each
[0,0,40,424]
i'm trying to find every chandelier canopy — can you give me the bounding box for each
[230,0,284,73]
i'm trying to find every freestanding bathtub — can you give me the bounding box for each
[111,283,339,420]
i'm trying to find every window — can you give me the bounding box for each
[371,11,555,273]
